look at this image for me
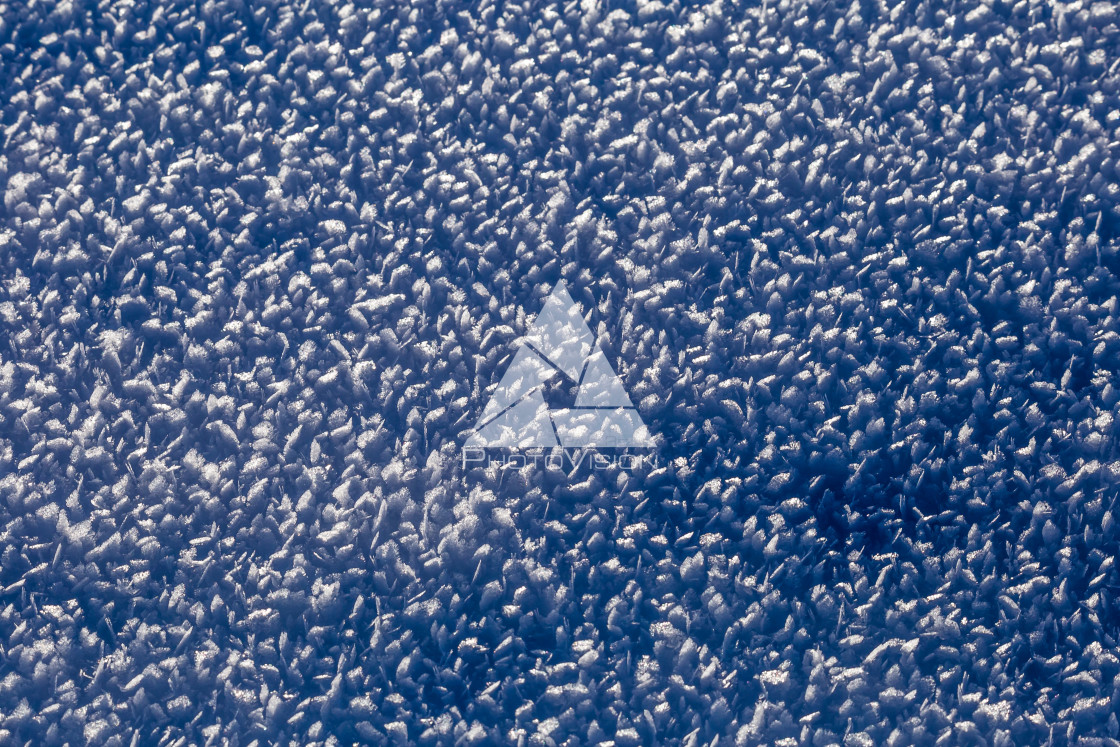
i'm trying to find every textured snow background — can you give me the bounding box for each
[2,0,1120,744]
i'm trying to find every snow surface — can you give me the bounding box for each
[2,0,1120,744]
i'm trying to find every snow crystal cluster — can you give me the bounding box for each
[2,0,1119,744]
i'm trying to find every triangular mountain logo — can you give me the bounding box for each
[467,282,653,448]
